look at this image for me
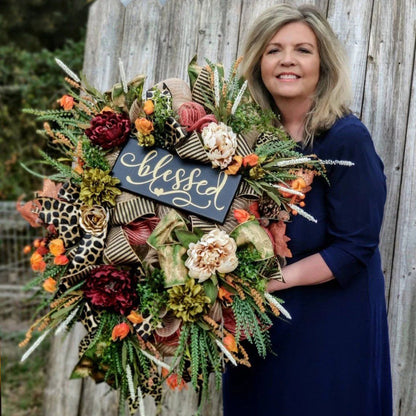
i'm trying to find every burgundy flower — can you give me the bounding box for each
[84,265,138,315]
[85,111,131,149]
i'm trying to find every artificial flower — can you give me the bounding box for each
[233,209,251,224]
[23,245,32,255]
[49,238,65,257]
[79,168,121,207]
[79,205,109,235]
[35,245,49,256]
[224,155,243,175]
[167,278,211,322]
[178,101,206,128]
[54,254,69,266]
[143,99,155,115]
[137,132,155,147]
[111,322,130,341]
[242,153,259,167]
[135,117,154,136]
[177,102,217,132]
[30,252,46,272]
[57,94,74,111]
[223,334,238,353]
[85,111,131,149]
[201,122,238,169]
[127,311,144,324]
[185,229,238,282]
[218,287,233,304]
[162,368,188,391]
[43,277,57,293]
[84,265,138,315]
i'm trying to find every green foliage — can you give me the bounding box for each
[231,295,272,357]
[235,248,267,291]
[150,88,175,147]
[0,8,86,200]
[136,268,169,322]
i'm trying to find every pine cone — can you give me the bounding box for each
[259,195,281,219]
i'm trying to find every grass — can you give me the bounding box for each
[1,324,51,415]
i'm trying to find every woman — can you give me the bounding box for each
[222,4,392,416]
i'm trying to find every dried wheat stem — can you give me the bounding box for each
[250,288,266,313]
[203,315,219,330]
[65,76,81,89]
[43,122,55,139]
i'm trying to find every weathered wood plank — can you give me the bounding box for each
[195,0,242,70]
[361,0,416,299]
[388,5,416,414]
[43,325,84,416]
[120,0,163,91]
[153,0,203,83]
[327,0,374,114]
[82,0,126,91]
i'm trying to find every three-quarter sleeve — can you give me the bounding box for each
[319,120,386,287]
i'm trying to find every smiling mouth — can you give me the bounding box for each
[277,74,300,79]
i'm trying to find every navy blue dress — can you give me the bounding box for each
[222,115,392,416]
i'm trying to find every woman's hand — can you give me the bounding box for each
[267,253,334,292]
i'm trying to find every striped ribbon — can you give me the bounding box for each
[191,66,214,110]
[175,130,210,163]
[103,226,142,265]
[110,195,155,226]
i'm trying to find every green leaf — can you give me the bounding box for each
[203,279,218,305]
[174,229,200,249]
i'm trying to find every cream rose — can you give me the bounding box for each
[185,229,238,282]
[79,205,109,235]
[201,122,238,169]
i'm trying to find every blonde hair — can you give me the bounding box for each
[241,4,351,145]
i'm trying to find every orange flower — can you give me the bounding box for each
[127,311,143,324]
[279,177,308,198]
[57,95,74,111]
[223,334,238,353]
[233,209,251,223]
[111,322,130,341]
[33,239,42,248]
[49,239,65,257]
[23,245,32,255]
[143,99,154,115]
[225,155,243,175]
[135,117,154,135]
[218,287,233,304]
[54,255,69,266]
[243,153,259,167]
[162,368,188,391]
[43,277,57,293]
[30,252,46,272]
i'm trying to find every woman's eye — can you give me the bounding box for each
[298,48,311,54]
[267,48,280,54]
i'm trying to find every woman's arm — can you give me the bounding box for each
[267,253,334,292]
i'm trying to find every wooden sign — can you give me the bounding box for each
[112,137,241,223]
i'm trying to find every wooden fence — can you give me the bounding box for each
[43,0,416,415]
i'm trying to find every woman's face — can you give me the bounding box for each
[260,21,320,107]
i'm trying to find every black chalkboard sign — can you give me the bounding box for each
[112,137,241,223]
